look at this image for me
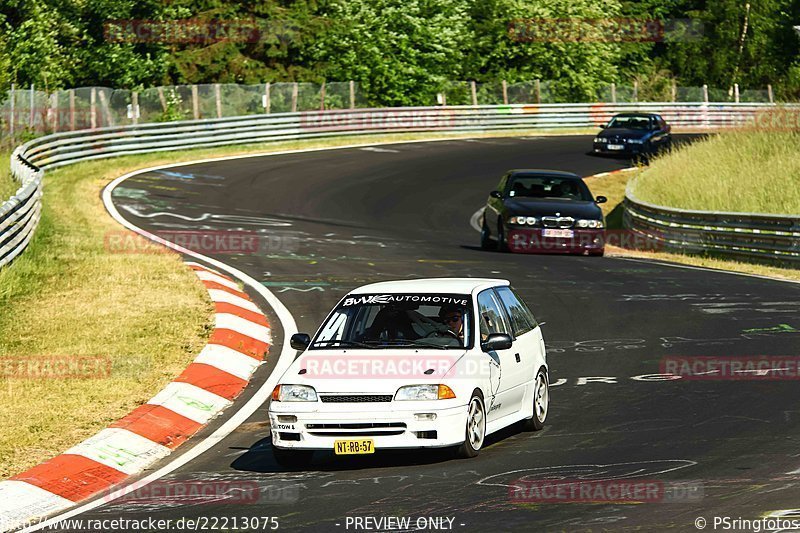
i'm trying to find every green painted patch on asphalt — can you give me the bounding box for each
[742,323,797,334]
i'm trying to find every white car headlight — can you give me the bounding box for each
[395,384,456,401]
[271,384,318,402]
[627,139,645,144]
[576,219,605,229]
[594,137,607,143]
[509,216,536,225]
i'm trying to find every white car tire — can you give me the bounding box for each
[522,368,549,431]
[456,391,486,458]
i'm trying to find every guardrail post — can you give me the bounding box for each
[131,91,139,125]
[264,82,271,113]
[29,84,35,129]
[671,80,677,102]
[349,81,355,109]
[215,84,222,118]
[69,89,75,130]
[767,84,774,104]
[157,87,167,111]
[192,85,199,120]
[734,83,740,103]
[633,80,638,103]
[611,83,616,103]
[98,90,113,127]
[702,84,709,103]
[502,80,508,105]
[9,83,15,137]
[320,81,326,111]
[470,81,477,106]
[90,87,97,129]
[51,92,58,132]
[535,79,541,104]
[291,83,298,112]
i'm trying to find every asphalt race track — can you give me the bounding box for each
[75,135,800,531]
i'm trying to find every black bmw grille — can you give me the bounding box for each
[542,216,575,229]
[319,394,393,403]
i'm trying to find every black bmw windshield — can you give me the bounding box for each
[506,176,593,201]
[310,294,473,350]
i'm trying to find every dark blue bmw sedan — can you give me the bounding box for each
[593,113,672,158]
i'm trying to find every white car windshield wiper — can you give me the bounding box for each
[311,340,377,349]
[368,340,452,350]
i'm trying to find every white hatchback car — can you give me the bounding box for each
[268,278,549,465]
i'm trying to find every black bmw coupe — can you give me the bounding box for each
[480,170,607,255]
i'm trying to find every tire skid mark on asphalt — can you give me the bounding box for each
[0,261,271,531]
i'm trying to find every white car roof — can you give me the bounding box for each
[349,277,509,295]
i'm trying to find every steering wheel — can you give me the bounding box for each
[424,329,460,340]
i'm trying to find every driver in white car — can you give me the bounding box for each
[439,305,465,341]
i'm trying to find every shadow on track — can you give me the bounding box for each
[229,423,528,474]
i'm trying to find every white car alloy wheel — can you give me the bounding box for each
[523,368,549,431]
[457,393,486,458]
[535,371,549,423]
[468,397,485,448]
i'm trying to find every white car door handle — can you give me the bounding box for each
[515,353,521,363]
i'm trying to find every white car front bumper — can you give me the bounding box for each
[269,401,468,450]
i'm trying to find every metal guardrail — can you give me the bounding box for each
[3,101,797,268]
[623,182,800,264]
[0,148,43,269]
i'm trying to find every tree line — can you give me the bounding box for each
[1,0,799,106]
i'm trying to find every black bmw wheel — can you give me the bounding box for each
[496,219,508,252]
[480,218,493,250]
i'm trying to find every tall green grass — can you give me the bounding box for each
[630,130,800,214]
[0,152,15,201]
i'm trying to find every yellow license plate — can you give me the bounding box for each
[334,439,375,455]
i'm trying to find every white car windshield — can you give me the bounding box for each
[310,293,473,350]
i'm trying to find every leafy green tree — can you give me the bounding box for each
[462,0,626,102]
[310,0,471,106]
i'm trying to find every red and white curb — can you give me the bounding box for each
[0,261,271,532]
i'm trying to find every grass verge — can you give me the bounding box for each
[629,130,800,214]
[0,160,214,479]
[585,170,800,282]
[0,152,15,201]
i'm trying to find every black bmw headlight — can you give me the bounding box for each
[508,215,537,225]
[575,219,604,229]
